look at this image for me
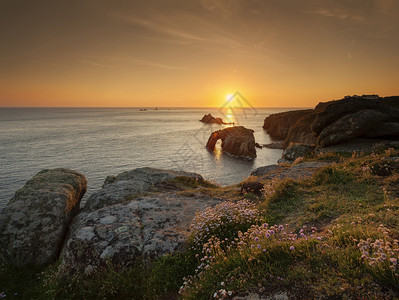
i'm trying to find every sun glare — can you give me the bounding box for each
[225,93,234,101]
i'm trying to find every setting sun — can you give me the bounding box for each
[225,93,234,102]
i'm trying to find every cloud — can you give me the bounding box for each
[305,7,365,22]
[130,58,189,70]
[111,13,207,43]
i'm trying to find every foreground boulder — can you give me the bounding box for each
[206,126,256,159]
[62,194,221,274]
[0,168,87,266]
[200,113,232,124]
[84,167,204,212]
[59,168,222,273]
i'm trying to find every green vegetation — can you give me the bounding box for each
[1,148,399,299]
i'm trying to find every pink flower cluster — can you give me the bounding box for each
[357,225,399,276]
[189,200,260,245]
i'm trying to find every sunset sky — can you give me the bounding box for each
[0,0,398,107]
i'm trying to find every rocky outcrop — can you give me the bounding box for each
[311,97,399,136]
[283,112,318,148]
[63,194,221,274]
[362,122,399,139]
[281,144,315,162]
[0,168,87,266]
[315,138,399,154]
[61,171,222,273]
[251,161,333,181]
[262,142,284,149]
[251,165,283,177]
[263,110,313,140]
[84,167,204,212]
[316,109,389,147]
[264,95,399,149]
[206,126,256,159]
[200,113,232,125]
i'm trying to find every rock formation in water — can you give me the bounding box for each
[200,113,233,125]
[0,168,87,266]
[206,126,256,159]
[263,95,399,148]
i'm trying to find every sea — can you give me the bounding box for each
[0,107,297,211]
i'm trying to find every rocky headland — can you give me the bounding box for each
[263,95,399,150]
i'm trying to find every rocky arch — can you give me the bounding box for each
[206,126,257,159]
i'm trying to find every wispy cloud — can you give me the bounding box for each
[305,8,365,22]
[81,59,114,68]
[111,13,207,43]
[130,58,189,70]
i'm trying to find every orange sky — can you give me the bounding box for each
[0,0,398,107]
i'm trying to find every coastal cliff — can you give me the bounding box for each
[263,95,399,149]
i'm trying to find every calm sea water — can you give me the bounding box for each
[0,107,295,210]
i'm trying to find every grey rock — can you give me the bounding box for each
[0,168,87,266]
[261,161,332,181]
[251,165,283,177]
[282,144,315,161]
[84,167,204,212]
[61,193,221,273]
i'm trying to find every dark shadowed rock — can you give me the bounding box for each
[0,168,87,266]
[382,96,399,109]
[61,193,222,274]
[262,142,284,149]
[283,112,318,148]
[250,165,283,177]
[263,109,313,140]
[311,97,399,136]
[206,126,256,159]
[362,122,399,139]
[200,113,232,124]
[84,167,204,212]
[282,144,315,161]
[317,110,389,147]
[240,181,264,196]
[315,138,399,154]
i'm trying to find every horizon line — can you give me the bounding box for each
[0,106,311,109]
